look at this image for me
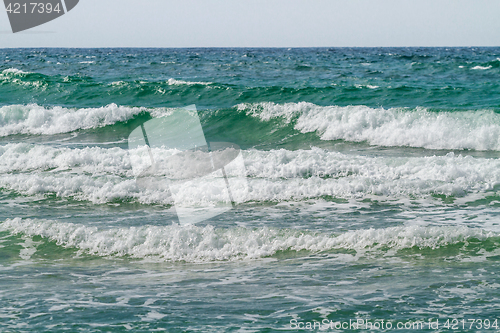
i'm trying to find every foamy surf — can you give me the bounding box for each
[1,218,496,262]
[3,47,500,332]
[2,143,500,204]
[2,102,500,152]
[239,102,500,151]
[0,104,154,136]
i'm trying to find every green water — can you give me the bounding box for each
[1,48,500,332]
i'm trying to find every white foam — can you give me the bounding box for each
[355,84,379,89]
[0,104,149,136]
[0,143,167,204]
[472,65,492,70]
[0,68,42,88]
[0,143,132,175]
[2,144,500,203]
[242,148,500,200]
[239,102,500,151]
[1,68,30,75]
[1,218,495,262]
[167,78,211,86]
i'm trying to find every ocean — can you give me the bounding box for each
[1,47,500,332]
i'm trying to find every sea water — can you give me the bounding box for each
[1,48,500,332]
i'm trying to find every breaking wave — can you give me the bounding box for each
[2,218,497,262]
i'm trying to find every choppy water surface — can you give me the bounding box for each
[1,48,500,332]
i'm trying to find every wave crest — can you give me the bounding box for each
[1,218,496,262]
[1,68,30,76]
[238,102,500,151]
[2,144,500,203]
[0,104,149,136]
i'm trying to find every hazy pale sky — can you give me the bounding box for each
[1,0,500,48]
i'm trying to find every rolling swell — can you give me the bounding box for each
[2,102,500,152]
[2,49,500,110]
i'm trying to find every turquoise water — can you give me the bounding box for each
[1,48,500,332]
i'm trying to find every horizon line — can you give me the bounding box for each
[1,46,500,49]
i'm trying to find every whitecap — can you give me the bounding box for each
[167,78,211,86]
[2,144,500,203]
[0,104,150,136]
[0,68,30,75]
[238,102,500,151]
[1,218,495,262]
[471,65,492,70]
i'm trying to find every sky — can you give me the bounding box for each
[1,0,500,48]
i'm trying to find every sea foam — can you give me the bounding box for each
[239,102,500,151]
[0,68,30,75]
[1,218,495,262]
[3,101,500,152]
[2,143,500,204]
[167,78,212,86]
[0,104,149,136]
[472,65,492,70]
